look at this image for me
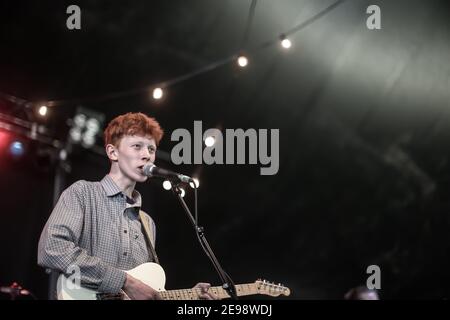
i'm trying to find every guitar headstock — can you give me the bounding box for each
[255,279,291,297]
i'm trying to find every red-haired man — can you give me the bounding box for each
[38,112,215,300]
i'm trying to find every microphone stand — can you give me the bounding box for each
[171,183,238,300]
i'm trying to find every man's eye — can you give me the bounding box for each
[133,144,141,149]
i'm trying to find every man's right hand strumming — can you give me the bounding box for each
[123,274,162,300]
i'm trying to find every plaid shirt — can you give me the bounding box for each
[38,175,157,294]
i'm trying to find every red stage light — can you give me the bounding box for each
[0,130,12,155]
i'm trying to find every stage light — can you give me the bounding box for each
[69,127,82,142]
[10,141,24,157]
[38,106,48,117]
[68,107,105,149]
[153,88,163,100]
[204,136,215,147]
[0,131,10,152]
[237,55,248,67]
[86,118,100,132]
[189,178,200,189]
[82,134,96,148]
[74,113,87,128]
[59,149,68,161]
[83,118,101,148]
[69,114,86,142]
[162,180,172,190]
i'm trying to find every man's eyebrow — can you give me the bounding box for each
[130,140,155,145]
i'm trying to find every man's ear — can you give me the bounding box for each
[106,144,118,161]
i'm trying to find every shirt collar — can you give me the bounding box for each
[100,175,142,208]
[127,189,142,209]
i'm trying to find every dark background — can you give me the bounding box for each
[1,0,449,299]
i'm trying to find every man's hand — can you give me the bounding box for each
[123,274,162,300]
[194,282,218,300]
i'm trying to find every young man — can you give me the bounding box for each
[38,112,215,300]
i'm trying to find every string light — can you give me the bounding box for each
[280,35,292,49]
[1,1,346,109]
[237,55,248,67]
[38,106,48,117]
[152,87,163,100]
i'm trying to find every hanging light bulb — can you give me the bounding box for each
[281,38,292,49]
[152,87,163,100]
[38,105,48,117]
[237,55,248,67]
[280,34,292,49]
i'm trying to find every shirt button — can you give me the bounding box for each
[123,252,128,256]
[124,230,128,234]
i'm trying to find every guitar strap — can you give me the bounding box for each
[138,210,160,264]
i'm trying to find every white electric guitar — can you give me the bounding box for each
[57,262,291,300]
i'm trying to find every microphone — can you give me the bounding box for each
[142,163,192,183]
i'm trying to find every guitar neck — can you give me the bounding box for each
[160,283,258,300]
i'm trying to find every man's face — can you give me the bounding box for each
[111,135,156,183]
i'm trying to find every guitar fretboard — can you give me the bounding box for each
[160,283,258,300]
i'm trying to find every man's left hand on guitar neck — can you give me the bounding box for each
[194,282,218,300]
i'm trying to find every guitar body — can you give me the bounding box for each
[57,262,166,300]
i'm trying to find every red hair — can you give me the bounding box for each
[104,112,164,147]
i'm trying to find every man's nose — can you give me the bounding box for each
[141,148,151,160]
